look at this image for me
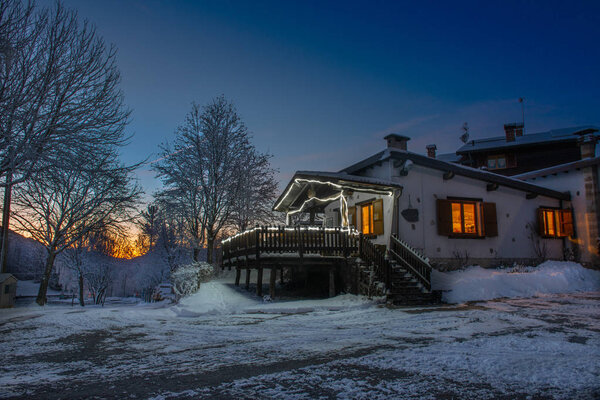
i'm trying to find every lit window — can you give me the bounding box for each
[361,203,373,235]
[539,208,574,238]
[356,199,384,236]
[451,201,481,236]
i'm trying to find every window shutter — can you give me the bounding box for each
[559,209,574,237]
[348,206,356,228]
[537,208,546,236]
[506,153,517,168]
[373,199,384,235]
[482,202,498,237]
[436,199,452,236]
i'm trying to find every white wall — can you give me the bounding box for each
[522,169,596,264]
[394,163,564,265]
[322,159,567,267]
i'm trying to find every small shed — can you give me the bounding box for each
[0,273,18,308]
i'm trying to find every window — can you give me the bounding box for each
[437,199,498,238]
[487,155,507,170]
[361,203,373,234]
[351,199,384,236]
[538,208,574,238]
[450,201,480,235]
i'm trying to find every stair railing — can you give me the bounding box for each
[388,234,432,291]
[358,234,391,289]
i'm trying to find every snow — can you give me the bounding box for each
[15,280,61,297]
[1,267,599,398]
[173,273,375,316]
[433,261,600,303]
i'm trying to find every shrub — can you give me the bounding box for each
[171,262,214,298]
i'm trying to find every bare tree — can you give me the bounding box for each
[229,149,279,232]
[12,151,141,306]
[136,204,160,254]
[0,1,131,272]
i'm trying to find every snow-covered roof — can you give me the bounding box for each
[274,170,402,212]
[340,148,570,201]
[456,126,599,154]
[0,273,17,284]
[435,152,461,163]
[514,157,600,180]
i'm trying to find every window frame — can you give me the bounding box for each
[450,200,482,238]
[354,198,384,237]
[487,154,507,170]
[539,207,574,238]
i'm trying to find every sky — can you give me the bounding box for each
[42,0,600,199]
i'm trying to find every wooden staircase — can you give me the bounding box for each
[358,234,441,305]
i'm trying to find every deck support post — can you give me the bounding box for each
[280,267,284,285]
[257,267,263,297]
[329,267,335,297]
[270,267,276,299]
[245,269,251,290]
[235,268,241,286]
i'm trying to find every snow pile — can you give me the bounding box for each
[172,281,258,316]
[433,261,600,304]
[172,271,374,317]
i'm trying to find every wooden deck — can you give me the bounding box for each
[220,225,436,304]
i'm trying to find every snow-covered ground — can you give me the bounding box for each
[433,261,600,303]
[1,268,599,399]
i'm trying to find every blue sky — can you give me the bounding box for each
[47,0,600,198]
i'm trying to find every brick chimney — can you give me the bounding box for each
[384,134,410,150]
[578,131,599,159]
[503,122,524,142]
[426,144,437,158]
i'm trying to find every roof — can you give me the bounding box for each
[274,171,402,212]
[456,126,599,155]
[435,152,461,163]
[341,149,570,201]
[514,157,600,180]
[0,273,16,284]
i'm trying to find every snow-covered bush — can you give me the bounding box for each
[171,262,214,298]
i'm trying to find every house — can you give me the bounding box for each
[452,124,599,176]
[222,133,592,304]
[0,273,18,308]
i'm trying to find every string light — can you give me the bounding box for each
[274,177,394,211]
[222,225,359,243]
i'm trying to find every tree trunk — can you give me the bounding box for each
[78,273,85,307]
[0,172,13,273]
[36,251,57,306]
[192,247,200,262]
[207,237,214,264]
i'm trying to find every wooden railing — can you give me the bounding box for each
[221,226,360,265]
[388,234,432,291]
[358,235,391,289]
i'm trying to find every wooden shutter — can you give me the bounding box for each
[537,208,547,237]
[348,206,356,228]
[436,199,452,236]
[482,202,498,237]
[506,153,517,168]
[373,199,384,235]
[559,209,574,237]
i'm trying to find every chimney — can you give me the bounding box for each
[384,134,410,150]
[503,122,524,142]
[578,131,599,159]
[426,144,437,158]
